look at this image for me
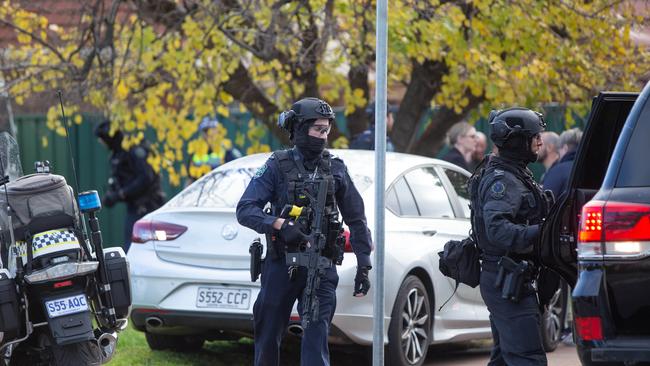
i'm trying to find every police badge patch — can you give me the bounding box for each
[490,181,506,199]
[254,164,267,178]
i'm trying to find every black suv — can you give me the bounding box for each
[539,82,650,365]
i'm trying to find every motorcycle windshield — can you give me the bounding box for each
[0,131,23,181]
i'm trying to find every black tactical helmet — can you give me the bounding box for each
[277,97,335,135]
[488,107,546,148]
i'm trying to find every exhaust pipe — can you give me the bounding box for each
[287,323,304,338]
[146,316,163,328]
[97,332,117,364]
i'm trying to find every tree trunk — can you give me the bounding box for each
[222,61,289,145]
[391,59,448,153]
[412,93,484,157]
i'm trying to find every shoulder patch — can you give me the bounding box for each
[254,163,268,178]
[490,180,506,199]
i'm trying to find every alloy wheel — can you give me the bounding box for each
[400,287,429,364]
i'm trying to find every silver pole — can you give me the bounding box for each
[373,0,387,364]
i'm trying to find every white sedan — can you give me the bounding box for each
[127,149,493,365]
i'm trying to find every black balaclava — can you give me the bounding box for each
[293,119,327,162]
[94,120,124,152]
[499,134,538,165]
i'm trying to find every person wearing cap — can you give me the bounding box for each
[94,120,164,251]
[349,101,396,151]
[187,115,242,183]
[469,108,550,365]
[236,97,372,366]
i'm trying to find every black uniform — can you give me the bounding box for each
[471,108,548,366]
[95,121,164,251]
[237,97,372,366]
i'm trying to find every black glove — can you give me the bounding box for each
[353,266,371,297]
[103,190,119,208]
[278,219,309,245]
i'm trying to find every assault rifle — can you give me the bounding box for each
[285,177,330,329]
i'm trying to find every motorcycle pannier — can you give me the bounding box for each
[104,247,131,319]
[0,269,20,341]
[0,173,80,242]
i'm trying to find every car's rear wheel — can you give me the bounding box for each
[145,333,204,352]
[541,281,568,352]
[388,276,431,366]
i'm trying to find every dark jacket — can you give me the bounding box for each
[542,149,577,199]
[473,156,547,257]
[441,147,470,171]
[109,144,164,214]
[236,148,372,268]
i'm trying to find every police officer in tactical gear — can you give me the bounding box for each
[470,107,549,365]
[236,97,372,366]
[94,120,164,251]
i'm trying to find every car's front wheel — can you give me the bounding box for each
[388,275,431,366]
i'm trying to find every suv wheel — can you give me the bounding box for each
[145,333,205,352]
[542,282,568,352]
[388,276,431,366]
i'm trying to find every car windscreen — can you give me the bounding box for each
[167,167,257,208]
[166,165,373,209]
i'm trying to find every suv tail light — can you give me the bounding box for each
[575,316,603,341]
[578,200,650,259]
[132,219,187,244]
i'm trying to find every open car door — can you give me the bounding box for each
[538,92,638,288]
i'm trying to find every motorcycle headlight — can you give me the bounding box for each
[25,261,99,284]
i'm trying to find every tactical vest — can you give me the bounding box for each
[468,157,548,261]
[273,149,342,260]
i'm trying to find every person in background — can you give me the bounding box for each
[539,131,560,184]
[441,121,477,171]
[542,128,583,199]
[94,120,164,252]
[470,131,488,171]
[349,101,396,151]
[187,115,242,183]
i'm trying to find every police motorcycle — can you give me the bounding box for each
[0,131,131,365]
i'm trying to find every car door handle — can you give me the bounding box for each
[422,230,437,237]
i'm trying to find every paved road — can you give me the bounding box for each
[423,341,580,366]
[275,339,581,365]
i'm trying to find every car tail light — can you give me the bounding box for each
[575,316,603,341]
[132,219,187,244]
[343,229,353,253]
[578,200,650,259]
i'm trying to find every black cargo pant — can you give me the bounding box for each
[480,269,547,366]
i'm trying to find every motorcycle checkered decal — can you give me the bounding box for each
[31,229,78,253]
[12,228,80,259]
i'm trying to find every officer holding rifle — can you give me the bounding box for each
[236,97,372,366]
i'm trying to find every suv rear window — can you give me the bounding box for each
[617,99,650,187]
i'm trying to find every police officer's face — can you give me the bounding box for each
[530,133,544,158]
[308,118,331,140]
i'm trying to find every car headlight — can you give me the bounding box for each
[25,261,99,284]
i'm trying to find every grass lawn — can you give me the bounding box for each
[110,326,255,366]
[110,326,369,365]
